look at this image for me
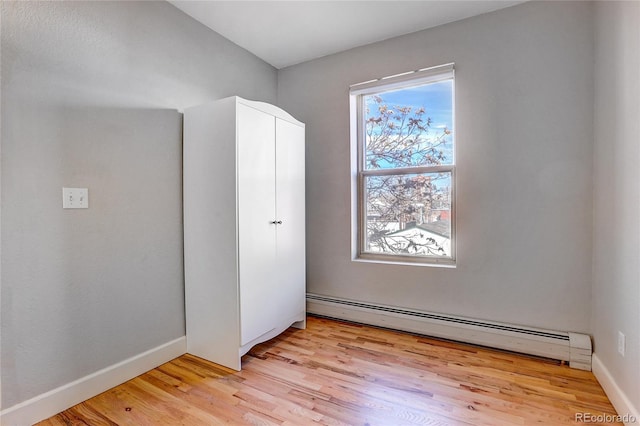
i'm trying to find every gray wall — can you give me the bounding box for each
[1,1,276,409]
[593,1,640,412]
[278,1,594,332]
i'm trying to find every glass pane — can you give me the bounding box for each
[364,80,453,170]
[364,172,452,257]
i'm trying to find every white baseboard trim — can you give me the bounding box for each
[0,336,187,426]
[592,354,640,426]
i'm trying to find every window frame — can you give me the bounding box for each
[350,64,456,266]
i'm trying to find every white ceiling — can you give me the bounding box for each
[169,1,526,69]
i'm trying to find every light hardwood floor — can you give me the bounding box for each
[39,316,620,425]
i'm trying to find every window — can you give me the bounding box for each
[350,64,455,265]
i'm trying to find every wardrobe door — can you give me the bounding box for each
[274,117,306,320]
[237,104,277,345]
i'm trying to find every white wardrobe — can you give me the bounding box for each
[183,96,306,370]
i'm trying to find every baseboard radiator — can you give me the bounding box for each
[306,293,592,371]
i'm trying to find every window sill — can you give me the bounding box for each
[353,255,456,269]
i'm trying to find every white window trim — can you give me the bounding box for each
[349,63,456,266]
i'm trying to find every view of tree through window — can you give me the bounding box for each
[359,77,454,260]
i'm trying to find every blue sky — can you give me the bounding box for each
[364,79,454,165]
[374,80,453,132]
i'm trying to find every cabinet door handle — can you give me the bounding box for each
[270,220,283,225]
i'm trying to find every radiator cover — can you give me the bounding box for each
[306,293,592,370]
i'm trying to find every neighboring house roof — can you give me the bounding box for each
[388,220,451,239]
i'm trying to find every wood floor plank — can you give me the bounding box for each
[38,316,621,425]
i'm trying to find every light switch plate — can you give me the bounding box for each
[63,187,89,209]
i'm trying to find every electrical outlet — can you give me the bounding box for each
[617,331,625,356]
[63,187,89,209]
